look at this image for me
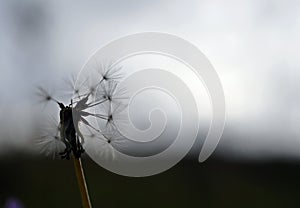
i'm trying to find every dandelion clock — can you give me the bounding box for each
[36,58,128,208]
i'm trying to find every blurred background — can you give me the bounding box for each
[0,0,300,207]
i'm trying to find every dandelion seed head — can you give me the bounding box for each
[37,59,128,161]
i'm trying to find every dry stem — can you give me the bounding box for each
[73,156,92,208]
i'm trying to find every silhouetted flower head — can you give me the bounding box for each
[36,61,128,161]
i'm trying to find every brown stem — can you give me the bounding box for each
[73,156,92,208]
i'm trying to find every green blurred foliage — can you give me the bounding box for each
[1,154,300,208]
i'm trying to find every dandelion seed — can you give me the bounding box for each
[97,80,121,101]
[87,135,116,161]
[64,74,90,99]
[35,116,65,159]
[99,61,123,81]
[100,128,129,155]
[35,86,60,109]
[85,59,124,81]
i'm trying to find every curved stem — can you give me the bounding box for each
[73,156,92,208]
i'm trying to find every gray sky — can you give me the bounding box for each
[0,0,299,159]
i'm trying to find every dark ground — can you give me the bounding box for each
[1,153,300,208]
